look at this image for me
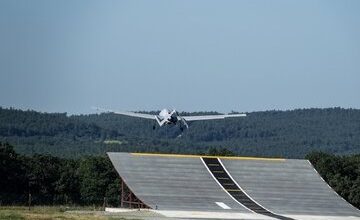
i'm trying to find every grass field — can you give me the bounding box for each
[0,206,132,220]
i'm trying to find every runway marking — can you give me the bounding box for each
[218,177,230,180]
[131,153,285,162]
[213,170,225,173]
[208,163,220,166]
[225,189,242,192]
[200,157,253,213]
[202,157,295,220]
[215,202,231,209]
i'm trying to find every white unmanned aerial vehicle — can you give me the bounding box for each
[95,107,246,131]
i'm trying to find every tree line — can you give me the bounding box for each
[0,142,120,206]
[1,142,360,209]
[0,107,360,158]
[306,151,360,208]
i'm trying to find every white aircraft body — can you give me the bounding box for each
[95,107,246,131]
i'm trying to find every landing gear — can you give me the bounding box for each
[152,125,156,130]
[180,126,184,132]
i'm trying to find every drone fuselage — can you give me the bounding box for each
[158,109,178,125]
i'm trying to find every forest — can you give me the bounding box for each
[1,107,360,209]
[1,142,360,209]
[0,142,120,206]
[0,107,360,158]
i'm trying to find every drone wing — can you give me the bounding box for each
[93,107,156,120]
[181,113,246,122]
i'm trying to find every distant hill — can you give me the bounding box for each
[0,107,360,158]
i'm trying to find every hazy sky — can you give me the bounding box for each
[0,0,359,114]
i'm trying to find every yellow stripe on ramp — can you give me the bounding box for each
[131,152,285,162]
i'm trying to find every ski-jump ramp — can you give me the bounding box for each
[108,152,360,220]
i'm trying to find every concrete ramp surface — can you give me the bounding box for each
[108,152,360,220]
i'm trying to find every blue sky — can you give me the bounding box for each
[0,0,359,114]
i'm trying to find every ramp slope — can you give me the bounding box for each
[108,152,360,219]
[222,158,360,217]
[108,152,251,212]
